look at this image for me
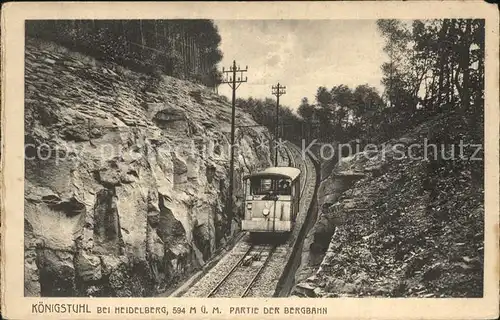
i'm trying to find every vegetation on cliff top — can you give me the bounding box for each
[26,20,224,89]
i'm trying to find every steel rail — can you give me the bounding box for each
[241,245,277,297]
[206,245,254,297]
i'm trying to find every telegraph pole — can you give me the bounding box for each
[271,83,286,166]
[221,60,248,234]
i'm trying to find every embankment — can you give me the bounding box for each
[293,112,484,297]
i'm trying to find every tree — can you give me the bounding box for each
[297,98,315,122]
[314,87,334,141]
[410,19,484,116]
[330,84,354,134]
[352,84,384,118]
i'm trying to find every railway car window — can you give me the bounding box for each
[277,179,292,195]
[250,178,274,195]
[249,177,293,196]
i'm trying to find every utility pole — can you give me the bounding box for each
[271,83,286,166]
[301,122,304,146]
[221,60,248,234]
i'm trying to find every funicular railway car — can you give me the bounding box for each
[242,167,301,234]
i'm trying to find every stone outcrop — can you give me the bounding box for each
[24,38,271,297]
[294,113,484,297]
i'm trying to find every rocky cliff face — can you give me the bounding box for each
[295,112,484,297]
[24,38,271,297]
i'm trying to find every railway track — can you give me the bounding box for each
[196,146,297,298]
[206,244,276,297]
[235,143,313,297]
[282,143,309,199]
[283,144,295,167]
[179,142,317,298]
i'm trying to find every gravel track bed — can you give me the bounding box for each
[210,245,274,297]
[210,267,261,297]
[182,241,252,297]
[244,247,288,297]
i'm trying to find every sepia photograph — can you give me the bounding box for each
[2,1,499,319]
[23,16,486,299]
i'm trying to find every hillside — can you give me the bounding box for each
[24,38,271,297]
[294,110,484,297]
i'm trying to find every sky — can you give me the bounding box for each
[214,19,388,111]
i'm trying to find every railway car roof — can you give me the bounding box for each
[243,166,301,181]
